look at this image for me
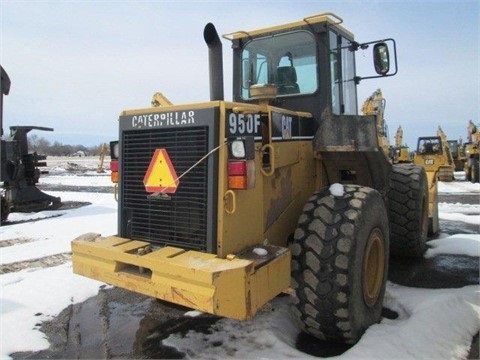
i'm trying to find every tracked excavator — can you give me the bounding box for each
[465,120,479,182]
[392,125,412,163]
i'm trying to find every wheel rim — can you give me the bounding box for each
[362,228,385,307]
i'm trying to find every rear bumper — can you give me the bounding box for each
[71,233,291,320]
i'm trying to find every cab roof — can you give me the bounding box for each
[222,12,354,41]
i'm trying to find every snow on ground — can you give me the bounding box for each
[163,284,479,360]
[39,173,112,187]
[1,170,479,359]
[438,203,480,226]
[438,179,480,194]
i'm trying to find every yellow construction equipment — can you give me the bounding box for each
[392,125,412,163]
[360,88,390,156]
[447,139,466,172]
[96,143,108,173]
[412,127,457,236]
[72,13,430,345]
[465,120,479,182]
[436,126,455,181]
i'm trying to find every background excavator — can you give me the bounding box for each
[392,125,412,163]
[1,65,61,222]
[465,120,479,182]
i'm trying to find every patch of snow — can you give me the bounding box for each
[253,247,268,256]
[329,183,345,197]
[425,234,480,258]
[184,310,204,318]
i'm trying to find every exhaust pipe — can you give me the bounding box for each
[203,23,224,101]
[1,65,11,136]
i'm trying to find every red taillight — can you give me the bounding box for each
[110,160,118,172]
[228,161,247,175]
[110,160,119,183]
[227,160,255,190]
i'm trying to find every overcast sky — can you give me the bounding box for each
[1,0,478,148]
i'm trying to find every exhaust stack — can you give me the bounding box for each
[203,23,224,101]
[1,65,11,136]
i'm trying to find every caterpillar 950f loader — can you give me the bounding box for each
[72,13,429,344]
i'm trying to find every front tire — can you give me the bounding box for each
[291,185,389,344]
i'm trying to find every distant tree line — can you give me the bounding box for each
[28,135,108,157]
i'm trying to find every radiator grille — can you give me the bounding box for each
[121,127,210,251]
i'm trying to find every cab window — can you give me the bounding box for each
[241,31,317,99]
[329,30,357,115]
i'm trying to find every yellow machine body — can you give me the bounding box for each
[72,235,290,320]
[71,12,406,344]
[72,101,316,319]
[413,135,452,234]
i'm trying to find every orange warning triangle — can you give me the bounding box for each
[143,149,179,193]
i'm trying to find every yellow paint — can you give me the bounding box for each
[72,237,290,320]
[73,100,315,320]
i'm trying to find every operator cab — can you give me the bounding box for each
[225,13,395,120]
[417,136,443,155]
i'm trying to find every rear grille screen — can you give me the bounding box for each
[120,127,210,251]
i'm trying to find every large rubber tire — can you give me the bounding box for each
[387,163,429,257]
[1,195,10,222]
[465,165,472,182]
[472,160,479,183]
[291,185,389,344]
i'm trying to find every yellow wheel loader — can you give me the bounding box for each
[72,13,429,344]
[412,135,455,235]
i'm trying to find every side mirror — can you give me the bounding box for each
[373,43,390,75]
[353,38,397,83]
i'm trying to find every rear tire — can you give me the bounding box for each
[387,163,429,257]
[473,160,479,183]
[438,167,453,182]
[465,165,472,181]
[1,195,10,222]
[291,185,389,344]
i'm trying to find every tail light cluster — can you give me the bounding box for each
[109,141,119,184]
[227,137,255,190]
[108,138,256,189]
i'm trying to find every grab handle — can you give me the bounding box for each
[224,190,236,214]
[260,144,275,177]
